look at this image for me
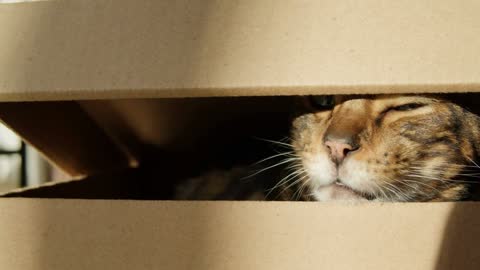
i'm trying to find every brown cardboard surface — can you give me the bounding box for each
[0,1,479,269]
[0,199,478,270]
[0,171,478,269]
[1,0,480,101]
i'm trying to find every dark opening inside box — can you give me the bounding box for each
[0,96,297,200]
[3,93,480,201]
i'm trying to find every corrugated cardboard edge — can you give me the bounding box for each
[0,177,84,197]
[1,84,480,102]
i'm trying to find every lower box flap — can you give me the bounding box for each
[0,199,478,270]
[0,168,176,200]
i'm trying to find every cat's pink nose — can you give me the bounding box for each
[325,139,356,164]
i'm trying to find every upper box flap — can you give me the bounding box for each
[1,0,480,101]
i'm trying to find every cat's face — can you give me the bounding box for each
[291,95,480,202]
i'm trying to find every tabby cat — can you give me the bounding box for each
[175,94,480,202]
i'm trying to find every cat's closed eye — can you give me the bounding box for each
[388,103,425,112]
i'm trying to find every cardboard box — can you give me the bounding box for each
[0,0,479,269]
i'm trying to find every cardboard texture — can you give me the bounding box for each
[1,0,480,101]
[0,0,479,270]
[0,171,478,269]
[0,198,479,270]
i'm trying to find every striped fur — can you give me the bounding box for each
[175,94,480,202]
[292,94,480,202]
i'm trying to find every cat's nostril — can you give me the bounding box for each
[325,140,357,164]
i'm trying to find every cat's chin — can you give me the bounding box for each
[312,184,371,202]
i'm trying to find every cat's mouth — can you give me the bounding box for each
[330,181,376,201]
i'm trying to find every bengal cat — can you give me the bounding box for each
[175,94,480,202]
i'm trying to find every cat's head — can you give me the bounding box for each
[291,94,480,202]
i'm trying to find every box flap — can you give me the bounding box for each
[0,101,131,176]
[0,168,176,200]
[0,97,293,175]
[1,0,480,101]
[0,199,478,269]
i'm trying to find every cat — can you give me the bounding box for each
[175,94,480,202]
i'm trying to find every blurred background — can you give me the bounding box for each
[0,123,22,191]
[0,122,67,192]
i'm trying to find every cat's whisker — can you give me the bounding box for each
[465,155,480,169]
[409,166,480,178]
[400,178,442,195]
[375,178,400,200]
[251,151,295,165]
[438,172,480,178]
[380,183,403,201]
[268,170,307,200]
[370,180,390,202]
[410,169,480,176]
[284,165,303,172]
[278,136,293,143]
[253,137,294,148]
[284,162,304,170]
[292,175,310,201]
[409,166,461,173]
[381,174,418,201]
[284,174,309,200]
[274,170,304,189]
[265,168,306,198]
[411,158,480,169]
[382,179,412,201]
[410,167,473,175]
[242,158,294,180]
[299,180,311,200]
[410,164,480,170]
[395,179,418,192]
[273,169,304,189]
[395,179,433,200]
[456,173,480,177]
[406,173,478,184]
